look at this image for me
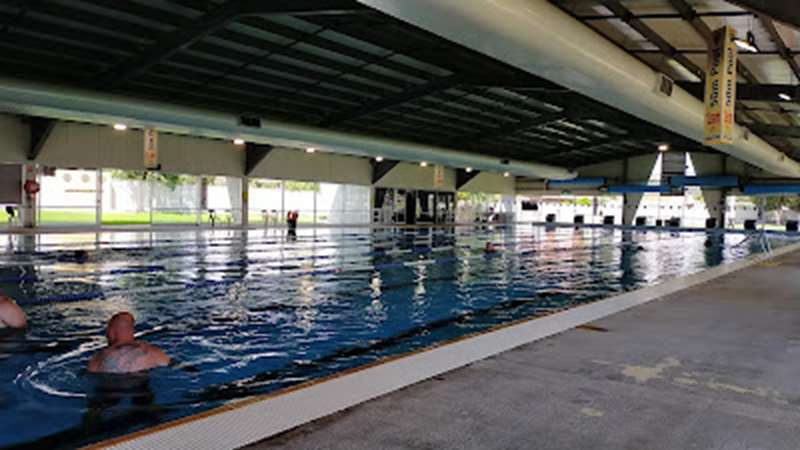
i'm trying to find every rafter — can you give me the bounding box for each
[456,169,481,190]
[748,124,800,139]
[728,1,800,31]
[761,18,800,82]
[319,75,462,127]
[372,159,400,184]
[599,0,704,80]
[676,82,800,102]
[244,143,273,176]
[28,117,55,161]
[93,0,368,88]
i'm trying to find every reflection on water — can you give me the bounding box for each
[0,226,795,448]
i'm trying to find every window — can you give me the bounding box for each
[39,168,97,225]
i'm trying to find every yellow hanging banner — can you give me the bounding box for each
[704,25,738,145]
[143,129,159,169]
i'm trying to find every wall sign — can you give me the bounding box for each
[433,165,444,188]
[144,129,159,169]
[704,25,738,145]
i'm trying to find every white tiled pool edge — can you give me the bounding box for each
[97,242,800,450]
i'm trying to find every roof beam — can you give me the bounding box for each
[456,169,481,190]
[581,11,753,21]
[676,82,800,102]
[665,0,783,128]
[599,0,704,80]
[629,49,799,56]
[761,18,800,82]
[372,159,400,184]
[728,1,800,31]
[93,0,368,88]
[666,0,714,43]
[244,143,273,176]
[28,117,55,161]
[453,111,568,147]
[319,75,462,127]
[748,124,800,139]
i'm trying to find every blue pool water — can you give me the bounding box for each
[0,226,796,448]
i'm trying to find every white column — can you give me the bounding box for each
[313,187,317,226]
[280,180,286,224]
[96,168,103,227]
[20,164,37,228]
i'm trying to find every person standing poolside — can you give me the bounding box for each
[88,312,170,374]
[0,295,26,329]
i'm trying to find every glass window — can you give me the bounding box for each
[202,176,242,226]
[39,168,97,225]
[248,178,283,226]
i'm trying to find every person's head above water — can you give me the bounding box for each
[88,311,170,373]
[106,312,136,346]
[74,250,89,263]
[0,295,27,329]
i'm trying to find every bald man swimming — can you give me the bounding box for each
[0,295,27,330]
[88,312,170,374]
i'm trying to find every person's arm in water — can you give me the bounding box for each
[0,297,27,329]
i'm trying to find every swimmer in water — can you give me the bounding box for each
[484,241,497,254]
[0,295,26,329]
[88,312,170,374]
[74,250,89,263]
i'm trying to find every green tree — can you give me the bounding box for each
[111,170,196,190]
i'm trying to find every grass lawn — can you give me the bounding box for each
[38,210,202,225]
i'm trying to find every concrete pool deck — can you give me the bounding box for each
[248,250,800,450]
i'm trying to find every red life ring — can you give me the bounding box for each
[24,180,40,196]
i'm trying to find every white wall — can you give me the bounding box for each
[375,163,455,191]
[250,148,372,185]
[0,115,26,163]
[459,172,515,195]
[34,121,245,176]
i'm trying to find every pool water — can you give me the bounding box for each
[0,226,796,449]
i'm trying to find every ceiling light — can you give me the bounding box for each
[113,123,127,131]
[778,93,792,101]
[503,171,510,177]
[734,39,757,53]
[375,156,384,162]
[465,167,473,173]
[734,31,758,53]
[420,161,428,167]
[233,138,245,146]
[658,143,670,152]
[306,147,316,154]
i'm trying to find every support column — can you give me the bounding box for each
[241,177,249,229]
[699,189,725,228]
[96,168,103,227]
[622,193,644,226]
[621,154,660,226]
[198,177,208,226]
[693,153,727,228]
[20,164,37,228]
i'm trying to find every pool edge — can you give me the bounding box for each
[85,242,800,450]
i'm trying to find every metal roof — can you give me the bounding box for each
[0,0,781,170]
[552,0,800,160]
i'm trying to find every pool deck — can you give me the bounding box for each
[248,250,800,450]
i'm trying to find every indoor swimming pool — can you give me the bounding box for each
[0,226,797,449]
